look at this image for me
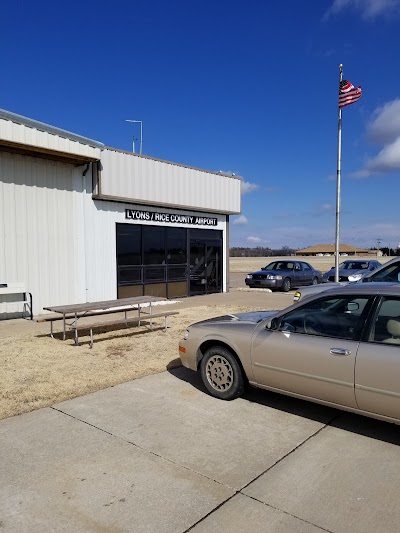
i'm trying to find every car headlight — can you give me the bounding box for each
[348,273,363,282]
[183,329,190,340]
[246,274,253,279]
[266,275,282,280]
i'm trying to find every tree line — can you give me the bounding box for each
[230,246,400,257]
[230,246,295,257]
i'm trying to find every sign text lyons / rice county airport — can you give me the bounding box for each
[125,209,218,226]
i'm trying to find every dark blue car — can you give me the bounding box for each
[245,260,322,292]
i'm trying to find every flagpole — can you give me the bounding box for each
[334,64,343,283]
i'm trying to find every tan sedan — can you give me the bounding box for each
[179,283,400,425]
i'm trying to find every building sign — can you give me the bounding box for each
[125,209,218,226]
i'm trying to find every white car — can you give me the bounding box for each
[294,257,400,302]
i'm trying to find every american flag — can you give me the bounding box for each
[339,79,362,108]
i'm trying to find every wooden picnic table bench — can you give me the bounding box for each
[41,296,178,347]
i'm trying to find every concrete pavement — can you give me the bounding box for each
[1,368,400,532]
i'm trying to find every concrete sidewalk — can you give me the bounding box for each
[1,369,400,532]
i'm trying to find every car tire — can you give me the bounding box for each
[200,346,245,400]
[312,277,318,285]
[282,277,291,292]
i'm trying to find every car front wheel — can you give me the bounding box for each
[282,277,291,292]
[312,277,319,285]
[200,346,245,400]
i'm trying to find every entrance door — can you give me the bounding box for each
[189,241,222,295]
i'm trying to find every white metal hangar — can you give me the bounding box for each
[0,108,241,317]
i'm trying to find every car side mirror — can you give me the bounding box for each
[261,267,266,270]
[347,302,359,312]
[362,275,371,283]
[266,317,279,330]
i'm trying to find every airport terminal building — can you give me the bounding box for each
[0,109,241,316]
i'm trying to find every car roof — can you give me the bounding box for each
[305,282,400,299]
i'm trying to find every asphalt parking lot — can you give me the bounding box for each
[1,368,400,533]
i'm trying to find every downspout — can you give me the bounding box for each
[82,163,90,302]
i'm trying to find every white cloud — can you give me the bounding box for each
[315,203,335,216]
[356,99,400,176]
[367,99,400,143]
[233,215,248,225]
[326,0,400,19]
[364,137,400,174]
[247,236,262,243]
[241,180,259,194]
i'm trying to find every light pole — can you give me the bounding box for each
[125,119,143,154]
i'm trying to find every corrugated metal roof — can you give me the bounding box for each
[0,108,104,149]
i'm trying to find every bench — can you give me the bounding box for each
[0,283,33,320]
[71,310,179,347]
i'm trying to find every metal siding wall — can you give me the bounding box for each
[100,149,241,213]
[84,194,119,303]
[0,152,231,317]
[0,118,101,159]
[0,152,86,315]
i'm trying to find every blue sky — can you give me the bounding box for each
[2,0,400,250]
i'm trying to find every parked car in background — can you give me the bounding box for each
[245,260,322,292]
[179,283,400,424]
[294,257,400,302]
[322,259,381,283]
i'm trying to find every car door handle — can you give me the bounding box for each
[330,348,351,356]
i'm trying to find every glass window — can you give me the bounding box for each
[116,224,141,266]
[166,227,187,264]
[303,263,312,271]
[370,262,400,283]
[167,266,187,280]
[143,226,166,265]
[118,267,142,284]
[144,266,166,282]
[369,297,400,344]
[278,295,370,340]
[190,229,222,241]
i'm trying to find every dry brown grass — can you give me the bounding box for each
[0,305,260,421]
[2,254,392,421]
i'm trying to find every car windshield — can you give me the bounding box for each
[265,262,292,271]
[339,261,369,270]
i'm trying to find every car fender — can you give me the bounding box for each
[195,331,255,382]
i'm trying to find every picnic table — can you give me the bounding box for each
[42,296,178,347]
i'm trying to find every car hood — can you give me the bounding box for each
[325,268,367,276]
[191,310,278,327]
